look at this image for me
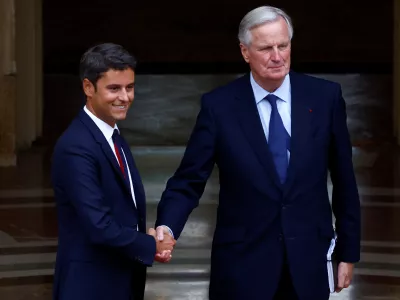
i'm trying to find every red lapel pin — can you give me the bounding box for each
[309,109,313,113]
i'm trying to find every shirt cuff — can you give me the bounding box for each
[161,225,174,238]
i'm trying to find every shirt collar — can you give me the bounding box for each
[83,105,119,141]
[250,72,291,104]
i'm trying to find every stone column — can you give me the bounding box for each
[15,0,43,149]
[0,0,17,166]
[394,0,400,143]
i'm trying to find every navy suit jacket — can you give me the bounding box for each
[51,109,156,300]
[156,72,361,300]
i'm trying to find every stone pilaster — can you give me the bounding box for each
[0,0,16,166]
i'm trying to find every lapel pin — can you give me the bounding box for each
[309,109,313,113]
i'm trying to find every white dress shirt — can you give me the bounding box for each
[250,72,292,159]
[84,106,137,208]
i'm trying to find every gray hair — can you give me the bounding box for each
[238,6,293,46]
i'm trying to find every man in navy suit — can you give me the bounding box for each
[51,43,174,300]
[153,6,361,300]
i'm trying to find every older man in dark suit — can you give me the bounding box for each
[153,6,361,300]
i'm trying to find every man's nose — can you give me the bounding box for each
[119,89,129,101]
[270,47,281,61]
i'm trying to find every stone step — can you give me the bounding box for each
[0,249,400,283]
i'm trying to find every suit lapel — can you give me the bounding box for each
[101,140,133,195]
[78,110,132,196]
[234,74,282,190]
[283,71,314,193]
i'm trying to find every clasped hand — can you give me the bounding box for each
[148,226,175,263]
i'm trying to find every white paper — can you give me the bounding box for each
[327,236,336,293]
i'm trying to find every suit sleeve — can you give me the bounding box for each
[328,85,361,263]
[56,143,156,266]
[155,95,217,239]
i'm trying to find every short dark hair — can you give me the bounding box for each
[79,43,137,88]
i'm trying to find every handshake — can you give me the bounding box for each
[148,226,176,263]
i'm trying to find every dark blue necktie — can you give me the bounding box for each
[112,129,130,188]
[265,94,290,183]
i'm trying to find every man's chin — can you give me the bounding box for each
[266,69,287,80]
[113,113,128,121]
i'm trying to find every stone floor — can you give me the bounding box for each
[0,72,399,299]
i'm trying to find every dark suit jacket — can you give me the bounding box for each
[51,109,156,300]
[156,71,361,300]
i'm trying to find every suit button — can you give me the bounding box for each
[281,204,286,209]
[278,234,283,241]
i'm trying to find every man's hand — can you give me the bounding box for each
[154,226,175,263]
[148,227,175,263]
[155,225,170,241]
[336,262,354,292]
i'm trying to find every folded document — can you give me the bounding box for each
[327,236,337,293]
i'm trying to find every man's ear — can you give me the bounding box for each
[240,43,250,63]
[83,78,95,98]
